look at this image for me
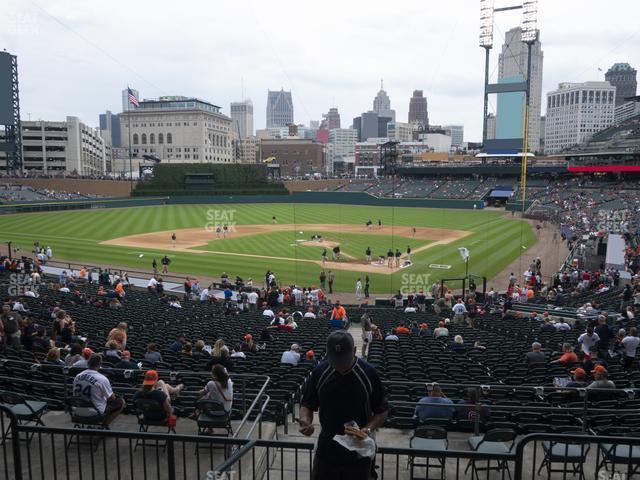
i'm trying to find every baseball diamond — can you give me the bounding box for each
[0,203,536,293]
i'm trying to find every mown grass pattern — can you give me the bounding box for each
[0,204,536,293]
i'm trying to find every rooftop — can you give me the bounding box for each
[608,62,636,73]
[134,97,223,114]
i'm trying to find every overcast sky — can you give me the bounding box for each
[2,0,639,142]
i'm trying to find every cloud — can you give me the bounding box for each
[3,0,639,142]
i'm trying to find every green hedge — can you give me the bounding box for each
[145,163,270,188]
[134,163,287,196]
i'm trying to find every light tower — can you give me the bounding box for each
[479,0,538,212]
[519,0,539,213]
[0,51,22,173]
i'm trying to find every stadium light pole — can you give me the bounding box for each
[479,0,495,146]
[520,0,539,213]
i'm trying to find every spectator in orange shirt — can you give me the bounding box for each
[550,343,578,365]
[396,322,410,335]
[115,282,125,297]
[330,301,347,327]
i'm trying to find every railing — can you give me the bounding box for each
[3,403,640,480]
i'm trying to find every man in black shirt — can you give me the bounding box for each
[299,331,388,479]
[594,315,612,356]
[161,255,171,274]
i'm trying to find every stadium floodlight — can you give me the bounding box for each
[479,0,495,47]
[521,0,538,43]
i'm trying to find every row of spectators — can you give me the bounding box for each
[0,184,102,202]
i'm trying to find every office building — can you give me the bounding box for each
[266,89,294,128]
[443,125,464,148]
[119,96,233,163]
[353,111,388,142]
[497,27,544,152]
[373,81,396,121]
[0,116,106,174]
[418,133,452,153]
[99,110,121,148]
[544,81,616,153]
[323,108,341,130]
[237,136,259,164]
[259,138,325,176]
[387,122,419,142]
[328,128,357,174]
[230,100,254,138]
[408,90,428,129]
[605,63,637,106]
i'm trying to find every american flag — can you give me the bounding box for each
[127,88,139,107]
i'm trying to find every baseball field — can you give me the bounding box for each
[0,203,536,293]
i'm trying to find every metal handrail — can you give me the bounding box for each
[232,378,271,439]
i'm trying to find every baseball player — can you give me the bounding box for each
[171,233,177,248]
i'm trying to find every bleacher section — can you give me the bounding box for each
[0,184,100,203]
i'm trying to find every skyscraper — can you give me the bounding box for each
[266,89,294,128]
[121,87,139,112]
[372,81,395,121]
[605,63,637,106]
[230,100,254,138]
[323,108,341,130]
[99,110,121,147]
[497,27,544,152]
[408,90,428,130]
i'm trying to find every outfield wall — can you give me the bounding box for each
[164,192,485,209]
[0,192,484,214]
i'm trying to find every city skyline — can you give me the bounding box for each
[2,0,640,142]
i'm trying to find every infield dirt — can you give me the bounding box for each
[101,224,471,275]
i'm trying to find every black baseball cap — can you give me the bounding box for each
[326,330,355,368]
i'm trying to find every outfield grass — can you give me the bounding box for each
[0,203,536,293]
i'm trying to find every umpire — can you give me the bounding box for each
[299,331,388,479]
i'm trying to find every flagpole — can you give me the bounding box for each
[127,89,133,191]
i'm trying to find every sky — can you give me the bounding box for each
[2,0,639,142]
